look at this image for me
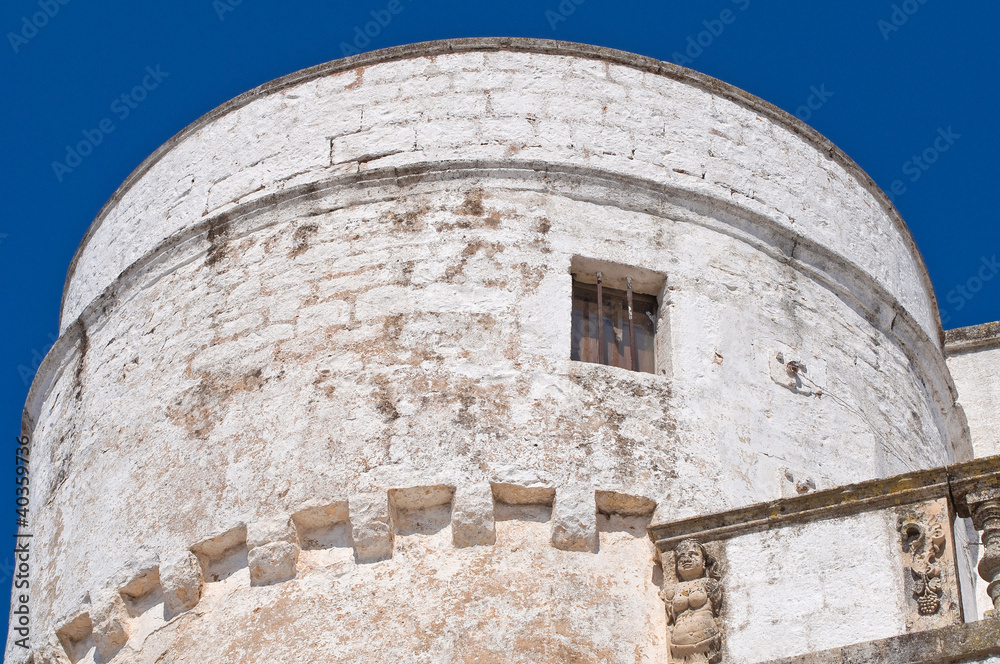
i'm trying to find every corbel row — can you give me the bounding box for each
[31,481,656,664]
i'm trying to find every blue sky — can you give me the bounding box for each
[1,0,997,649]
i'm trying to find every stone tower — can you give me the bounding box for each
[9,39,1000,664]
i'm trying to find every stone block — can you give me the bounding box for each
[350,493,393,563]
[247,515,298,550]
[112,549,160,601]
[595,490,657,517]
[491,467,555,505]
[452,484,496,547]
[551,487,597,552]
[160,549,204,616]
[248,541,299,586]
[190,522,247,561]
[90,589,130,658]
[291,498,350,530]
[389,485,454,510]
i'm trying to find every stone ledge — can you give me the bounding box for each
[946,322,1000,355]
[648,454,1000,552]
[648,466,949,552]
[761,618,1000,664]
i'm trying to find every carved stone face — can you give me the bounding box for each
[675,544,706,581]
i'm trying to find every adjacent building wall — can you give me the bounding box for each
[947,323,1000,460]
[946,322,1000,621]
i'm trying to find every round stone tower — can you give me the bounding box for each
[11,39,971,664]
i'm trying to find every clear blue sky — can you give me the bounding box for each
[1,0,997,651]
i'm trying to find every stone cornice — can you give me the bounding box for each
[760,618,1000,664]
[648,455,1000,553]
[945,321,1000,355]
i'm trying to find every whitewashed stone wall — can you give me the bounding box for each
[948,344,1000,460]
[64,42,940,341]
[10,40,970,663]
[946,332,1000,622]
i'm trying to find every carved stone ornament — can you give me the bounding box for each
[899,512,947,616]
[660,539,723,664]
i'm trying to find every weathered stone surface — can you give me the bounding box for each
[947,334,1000,460]
[89,589,130,658]
[60,40,943,345]
[350,493,393,563]
[159,549,204,616]
[492,468,556,505]
[725,510,908,661]
[594,490,656,517]
[452,483,496,547]
[191,522,247,561]
[112,549,160,600]
[247,515,298,549]
[248,541,298,586]
[551,487,597,552]
[53,608,91,664]
[291,498,350,530]
[33,634,72,664]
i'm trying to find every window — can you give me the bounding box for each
[571,272,658,374]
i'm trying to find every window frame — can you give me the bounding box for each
[570,269,662,375]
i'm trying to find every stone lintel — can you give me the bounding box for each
[760,617,1000,664]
